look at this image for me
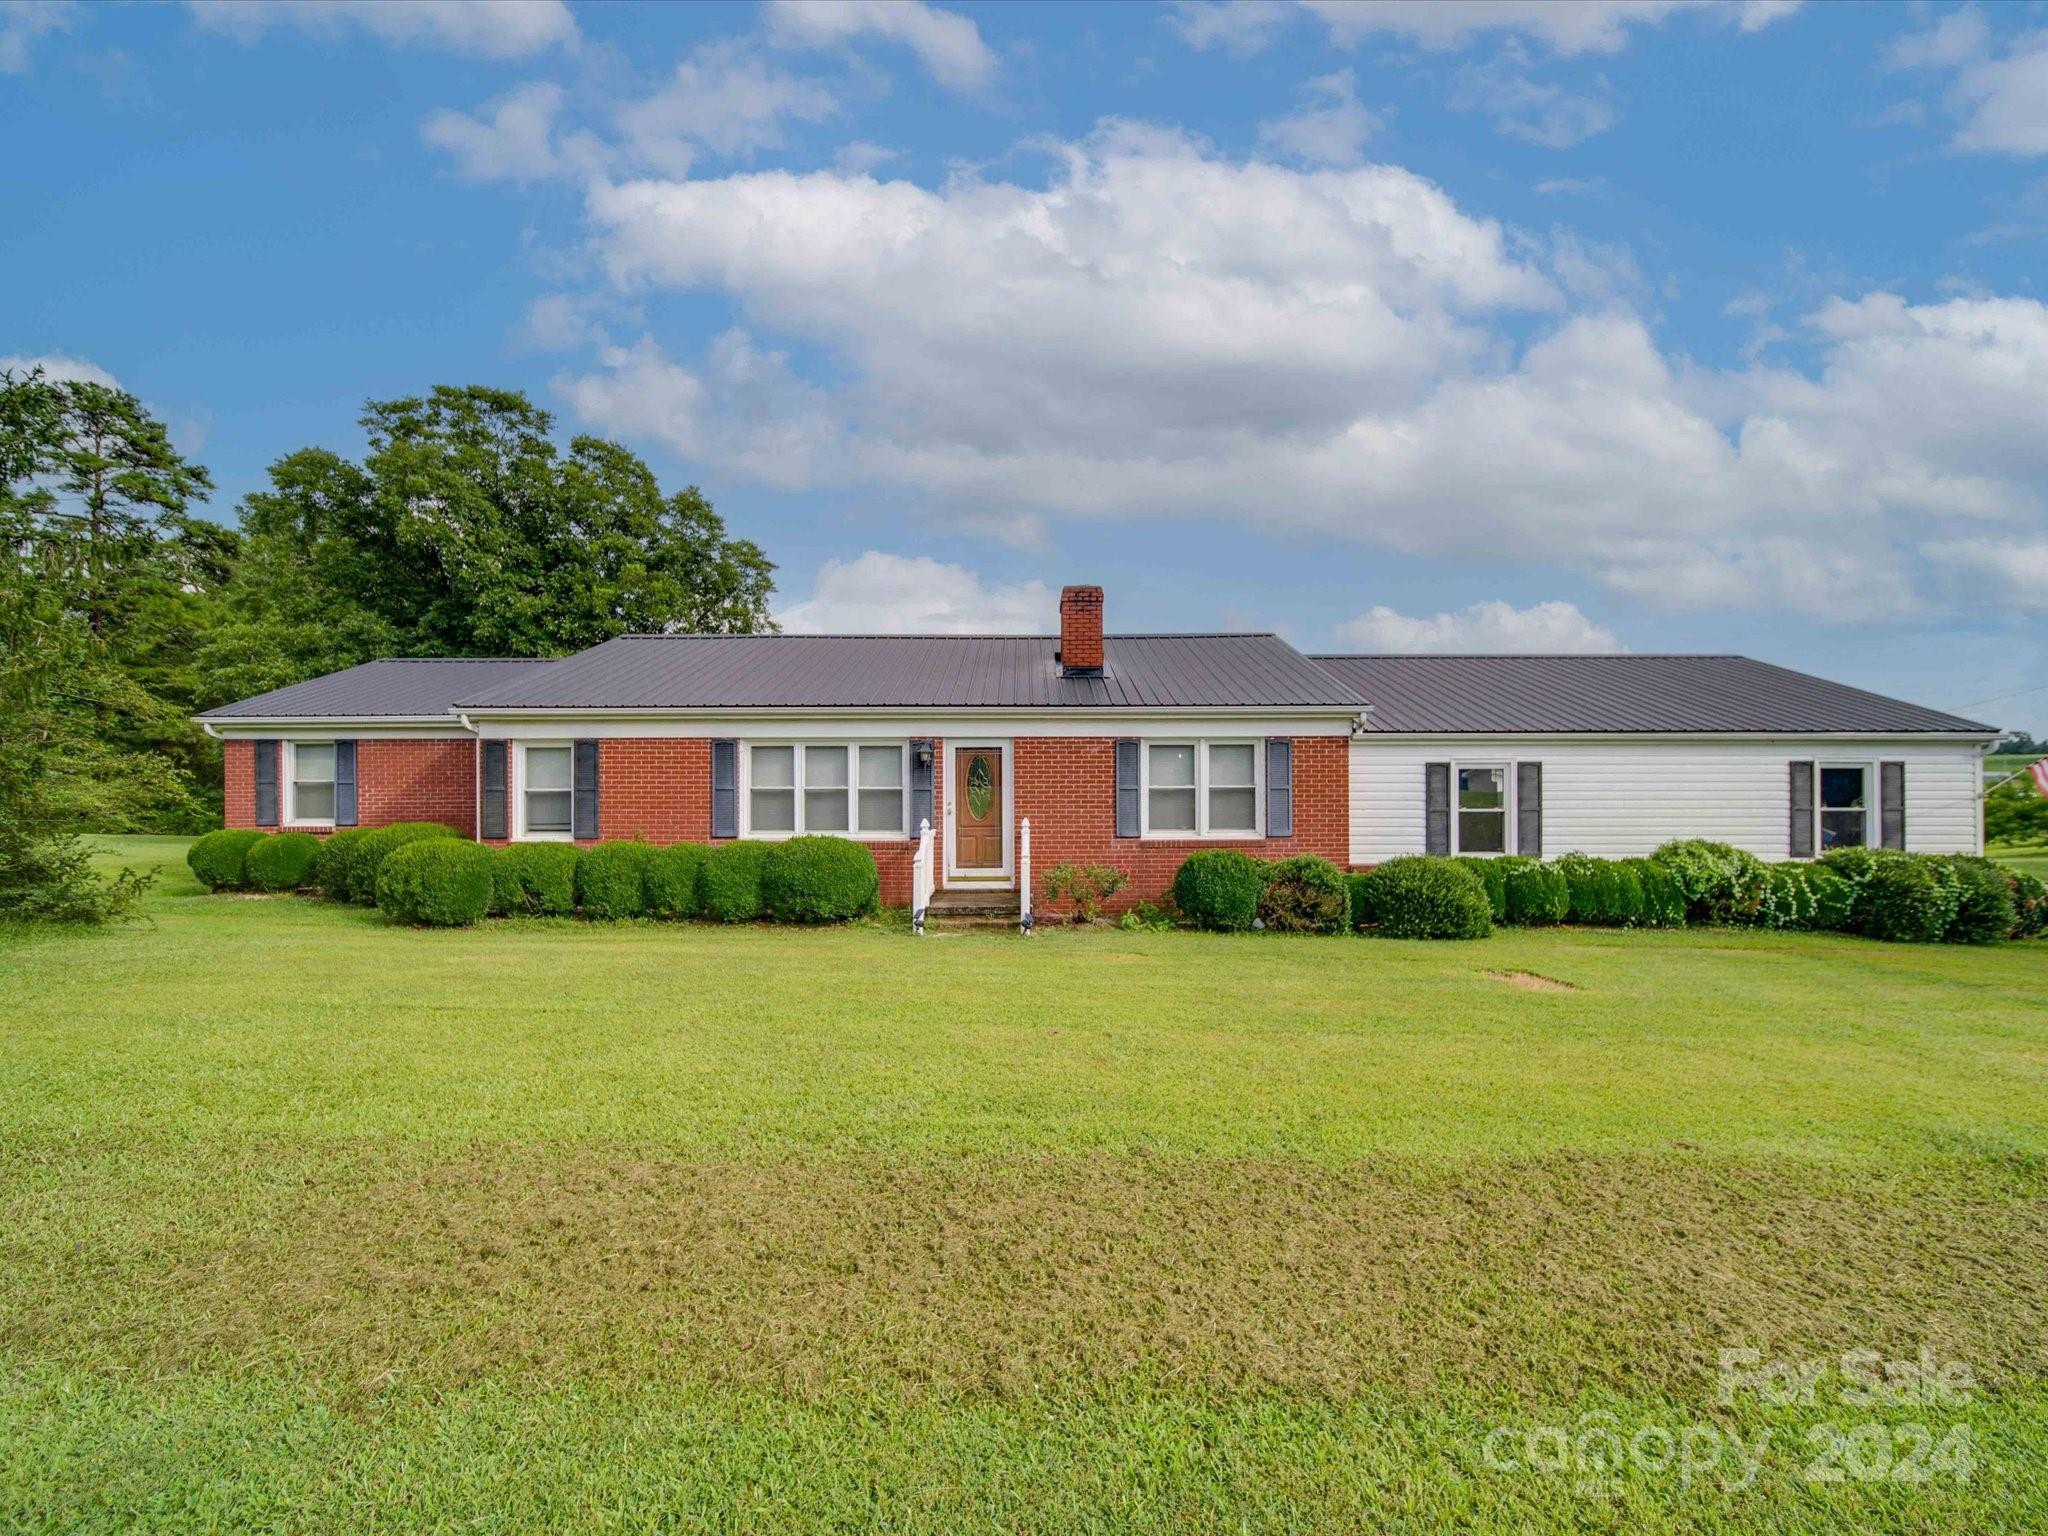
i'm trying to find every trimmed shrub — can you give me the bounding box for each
[702,841,771,923]
[1943,856,2017,945]
[576,841,657,920]
[1452,856,1507,923]
[244,832,321,892]
[2010,871,2048,939]
[351,822,462,906]
[375,838,496,927]
[1803,866,1857,931]
[1499,857,1568,926]
[1858,858,1949,944]
[1171,849,1266,933]
[309,827,370,901]
[1255,854,1350,934]
[1649,840,1768,924]
[1624,858,1688,928]
[1755,864,1822,930]
[490,841,580,917]
[186,828,266,891]
[646,842,710,920]
[762,836,882,924]
[1553,853,1645,926]
[1355,857,1491,940]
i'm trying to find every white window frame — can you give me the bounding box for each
[1138,739,1266,839]
[513,740,577,843]
[740,741,910,842]
[283,740,338,828]
[1451,760,1513,858]
[1815,759,1875,853]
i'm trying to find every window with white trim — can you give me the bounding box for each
[520,743,574,839]
[1455,763,1508,855]
[286,742,336,825]
[1142,740,1263,837]
[1818,763,1868,850]
[746,743,907,838]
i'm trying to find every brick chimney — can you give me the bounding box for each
[1058,585,1104,676]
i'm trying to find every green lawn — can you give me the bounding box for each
[3,836,2045,1532]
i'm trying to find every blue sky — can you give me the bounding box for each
[5,0,2046,732]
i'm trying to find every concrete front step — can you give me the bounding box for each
[928,888,1022,918]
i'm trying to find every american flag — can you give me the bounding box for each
[2032,757,2048,798]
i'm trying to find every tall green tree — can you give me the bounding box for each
[1,369,223,832]
[201,386,775,694]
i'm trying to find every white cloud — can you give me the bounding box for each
[764,0,997,94]
[188,0,576,59]
[1,0,73,73]
[1300,0,1795,56]
[1449,49,1616,147]
[834,141,899,176]
[1167,0,1294,58]
[560,128,2048,623]
[1923,537,2048,612]
[1334,599,1624,653]
[1887,11,2048,157]
[0,352,119,386]
[422,82,571,183]
[776,552,1053,633]
[1258,70,1381,166]
[617,40,836,170]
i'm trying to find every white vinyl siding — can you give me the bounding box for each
[1350,738,1984,864]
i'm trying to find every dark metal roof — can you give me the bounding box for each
[1309,654,1996,735]
[454,633,1365,711]
[197,658,553,720]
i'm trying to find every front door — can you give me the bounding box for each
[954,746,1004,870]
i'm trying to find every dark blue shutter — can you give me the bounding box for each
[1265,738,1293,838]
[1879,761,1906,850]
[334,739,358,826]
[1788,761,1814,858]
[711,740,738,839]
[909,740,934,833]
[1115,739,1140,838]
[572,740,599,841]
[1516,762,1542,857]
[1424,762,1450,856]
[481,740,508,840]
[254,739,280,827]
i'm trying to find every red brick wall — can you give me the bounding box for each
[223,732,1346,914]
[223,738,255,828]
[221,737,476,833]
[1015,736,1349,916]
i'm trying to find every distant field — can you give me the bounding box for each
[2,836,2044,1534]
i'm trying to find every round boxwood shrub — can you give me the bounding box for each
[645,842,710,920]
[1858,858,1949,943]
[1942,856,2017,945]
[762,836,881,924]
[576,841,657,920]
[1623,858,1688,928]
[1498,857,1568,926]
[702,841,771,923]
[1355,857,1491,940]
[244,831,322,893]
[1553,853,1644,926]
[375,838,496,927]
[309,826,370,901]
[186,828,267,891]
[351,822,462,906]
[1649,840,1768,924]
[1255,854,1349,934]
[489,841,580,917]
[1170,849,1266,932]
[1451,856,1507,922]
